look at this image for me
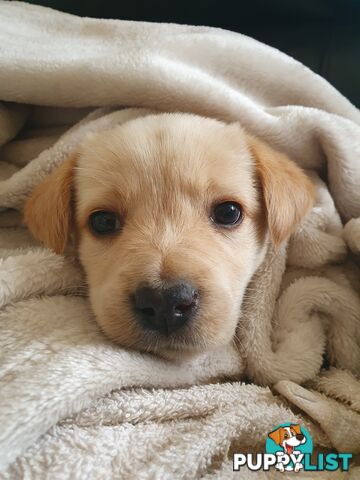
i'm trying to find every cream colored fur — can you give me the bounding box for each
[0,2,359,478]
[24,114,314,357]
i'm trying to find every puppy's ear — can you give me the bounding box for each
[24,153,77,254]
[248,136,314,247]
[268,428,282,445]
[291,424,302,435]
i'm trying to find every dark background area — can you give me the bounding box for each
[25,0,360,107]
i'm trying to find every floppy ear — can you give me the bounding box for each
[268,428,282,445]
[291,424,301,435]
[248,136,314,247]
[24,153,77,254]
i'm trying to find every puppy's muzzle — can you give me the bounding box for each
[133,282,198,335]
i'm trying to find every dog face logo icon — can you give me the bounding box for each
[266,423,313,472]
[268,424,306,455]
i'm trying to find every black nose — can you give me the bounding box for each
[133,282,198,335]
[296,434,304,441]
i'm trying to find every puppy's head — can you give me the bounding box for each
[268,425,306,453]
[24,114,314,357]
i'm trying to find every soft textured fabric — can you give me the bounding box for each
[0,2,359,478]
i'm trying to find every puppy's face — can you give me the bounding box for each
[268,425,306,454]
[25,114,314,358]
[75,116,265,356]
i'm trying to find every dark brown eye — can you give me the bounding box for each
[89,211,121,235]
[211,201,243,227]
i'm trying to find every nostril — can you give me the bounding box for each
[175,305,187,314]
[133,282,199,334]
[174,301,195,315]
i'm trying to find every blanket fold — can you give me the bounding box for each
[0,2,359,478]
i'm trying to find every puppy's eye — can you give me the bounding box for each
[89,211,121,235]
[211,201,243,227]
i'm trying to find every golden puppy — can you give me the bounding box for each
[24,113,314,358]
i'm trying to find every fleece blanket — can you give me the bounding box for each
[0,2,360,478]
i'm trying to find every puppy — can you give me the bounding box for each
[24,113,314,358]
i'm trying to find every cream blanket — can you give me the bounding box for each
[0,2,360,478]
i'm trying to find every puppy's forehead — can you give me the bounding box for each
[76,115,255,201]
